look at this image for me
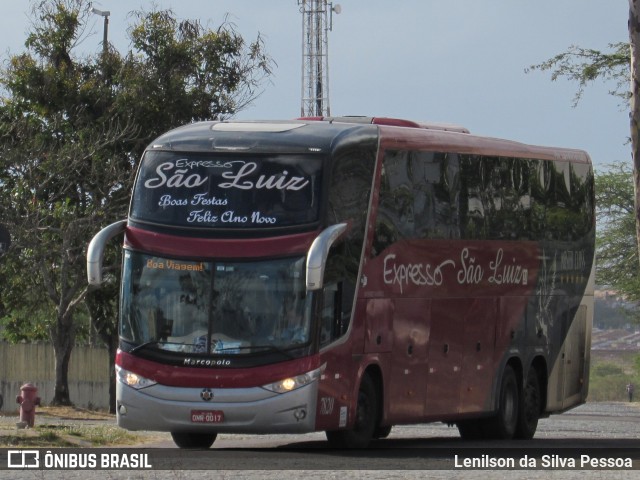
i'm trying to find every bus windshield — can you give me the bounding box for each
[120,251,311,354]
[130,151,323,229]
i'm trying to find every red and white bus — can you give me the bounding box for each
[87,116,595,449]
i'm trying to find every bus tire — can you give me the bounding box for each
[170,432,217,449]
[486,365,519,439]
[373,425,392,439]
[456,419,486,440]
[515,367,541,439]
[326,374,378,448]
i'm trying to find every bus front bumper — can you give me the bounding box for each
[116,379,318,434]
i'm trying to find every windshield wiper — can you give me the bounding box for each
[129,341,160,354]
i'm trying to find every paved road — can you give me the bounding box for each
[132,400,640,448]
[1,402,639,479]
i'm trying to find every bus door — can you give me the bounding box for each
[561,305,589,407]
[547,304,589,410]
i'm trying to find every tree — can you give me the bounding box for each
[595,162,640,309]
[0,0,137,405]
[525,42,629,107]
[0,0,273,406]
[85,275,119,412]
[528,2,640,275]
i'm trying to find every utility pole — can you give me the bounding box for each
[298,1,341,117]
[91,7,110,57]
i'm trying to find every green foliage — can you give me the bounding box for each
[595,163,640,305]
[0,0,273,404]
[592,362,624,377]
[594,298,638,329]
[588,372,635,401]
[119,8,273,136]
[527,42,629,107]
[589,357,639,402]
[0,0,273,338]
[0,250,51,342]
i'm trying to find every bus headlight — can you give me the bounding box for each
[262,366,323,394]
[116,365,157,390]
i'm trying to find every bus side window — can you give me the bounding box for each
[321,241,356,347]
[320,282,349,347]
[320,283,338,347]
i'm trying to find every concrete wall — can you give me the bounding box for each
[0,342,110,412]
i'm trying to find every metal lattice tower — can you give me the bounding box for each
[298,1,340,117]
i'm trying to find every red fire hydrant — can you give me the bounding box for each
[16,383,40,428]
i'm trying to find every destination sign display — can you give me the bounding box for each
[130,153,323,229]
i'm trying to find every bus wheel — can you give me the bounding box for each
[373,425,392,439]
[170,432,217,449]
[326,374,379,448]
[456,419,485,440]
[486,365,519,439]
[515,367,541,439]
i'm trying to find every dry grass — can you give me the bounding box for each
[0,405,167,447]
[36,405,114,421]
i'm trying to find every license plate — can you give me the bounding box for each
[191,410,224,423]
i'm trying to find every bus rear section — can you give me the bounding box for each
[87,118,594,448]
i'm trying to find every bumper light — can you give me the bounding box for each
[262,366,323,394]
[116,365,157,390]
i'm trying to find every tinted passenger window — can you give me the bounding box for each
[324,146,376,345]
[373,150,593,254]
[374,150,461,254]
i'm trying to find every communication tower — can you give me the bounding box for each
[298,1,341,117]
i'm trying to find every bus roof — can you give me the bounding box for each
[146,119,591,164]
[147,120,376,154]
[299,115,471,133]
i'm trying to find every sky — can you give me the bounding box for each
[0,0,630,170]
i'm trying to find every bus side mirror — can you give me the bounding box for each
[306,223,347,291]
[87,219,127,286]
